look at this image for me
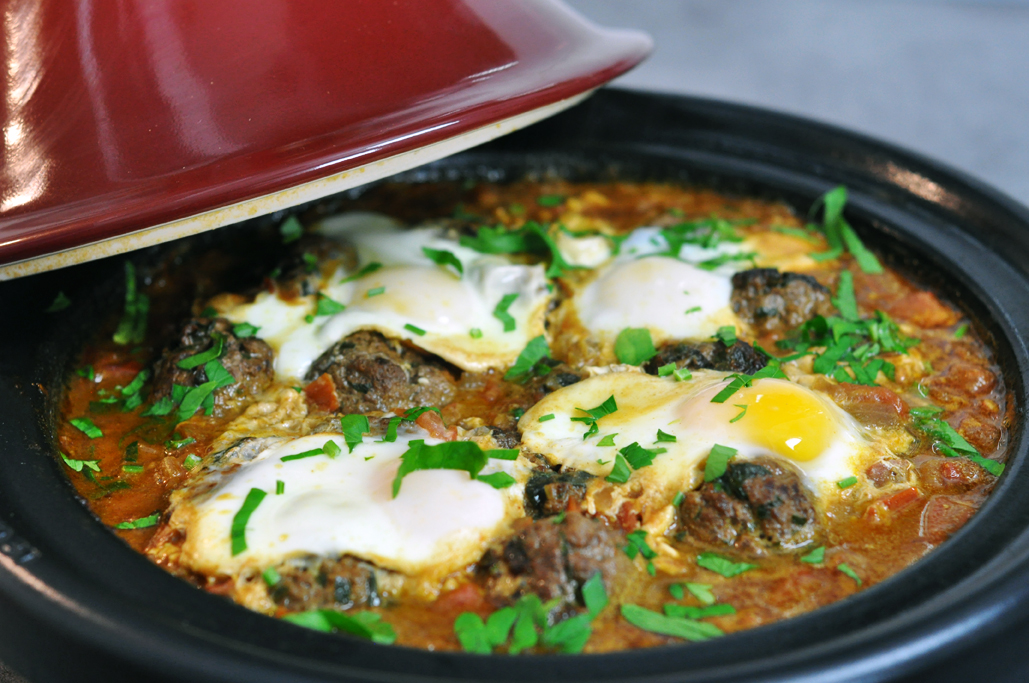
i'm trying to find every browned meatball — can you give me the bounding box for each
[152,317,275,415]
[731,268,835,334]
[268,556,384,611]
[306,331,457,414]
[477,512,625,608]
[644,339,767,376]
[679,458,820,556]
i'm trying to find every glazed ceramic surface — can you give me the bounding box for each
[0,0,650,276]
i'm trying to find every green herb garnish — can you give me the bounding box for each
[45,292,71,312]
[493,293,519,332]
[391,440,516,497]
[339,414,370,453]
[504,335,551,382]
[614,327,657,365]
[282,610,396,644]
[800,546,825,564]
[340,262,383,284]
[703,444,736,482]
[404,323,426,336]
[70,417,103,439]
[685,583,716,605]
[113,262,149,345]
[230,488,267,556]
[115,512,160,530]
[177,333,224,369]
[365,286,385,298]
[61,453,100,473]
[232,322,260,338]
[422,246,464,277]
[620,604,723,642]
[571,395,618,440]
[697,552,757,578]
[279,215,303,243]
[837,476,858,489]
[837,563,862,584]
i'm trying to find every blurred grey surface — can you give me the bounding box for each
[569,0,1029,205]
[3,1,1027,682]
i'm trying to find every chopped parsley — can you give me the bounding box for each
[624,529,658,563]
[582,572,608,616]
[165,436,196,449]
[339,414,370,453]
[504,335,552,382]
[459,222,582,278]
[404,323,426,336]
[537,194,565,207]
[45,291,71,312]
[322,440,342,459]
[476,472,517,489]
[729,404,748,423]
[655,429,677,443]
[657,363,676,377]
[230,488,267,556]
[807,186,883,273]
[684,306,702,315]
[669,583,685,600]
[183,454,202,470]
[275,480,285,495]
[280,447,326,462]
[381,406,442,442]
[837,563,862,585]
[422,246,464,277]
[697,552,757,578]
[340,262,383,284]
[70,417,103,439]
[538,413,555,423]
[620,442,665,470]
[659,216,746,258]
[365,286,385,298]
[262,567,281,586]
[664,604,736,619]
[703,444,736,482]
[493,293,519,332]
[837,476,859,489]
[605,455,632,484]
[61,453,100,473]
[469,328,483,339]
[832,271,859,321]
[596,433,617,447]
[911,410,1004,476]
[301,252,318,273]
[177,332,224,369]
[710,364,788,404]
[279,215,303,243]
[685,583,716,605]
[391,440,517,497]
[115,513,160,530]
[121,464,144,474]
[310,293,346,320]
[673,491,686,507]
[614,327,657,365]
[954,323,969,339]
[800,546,825,564]
[620,604,723,642]
[771,225,819,242]
[76,365,95,381]
[282,610,396,644]
[232,322,260,338]
[112,262,149,346]
[571,395,618,440]
[714,326,737,347]
[698,252,757,271]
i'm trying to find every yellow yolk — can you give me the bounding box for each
[687,380,839,463]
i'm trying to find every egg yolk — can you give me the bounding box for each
[720,379,839,462]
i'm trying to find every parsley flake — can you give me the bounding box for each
[279,215,303,243]
[704,444,736,482]
[404,323,426,336]
[800,546,825,564]
[230,488,267,556]
[697,552,757,578]
[422,247,464,277]
[340,262,383,284]
[70,417,103,439]
[493,293,519,332]
[837,562,862,584]
[45,291,71,312]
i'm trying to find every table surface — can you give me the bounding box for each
[5,1,1028,681]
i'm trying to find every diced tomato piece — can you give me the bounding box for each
[885,291,959,328]
[827,383,909,427]
[414,410,457,441]
[303,373,340,412]
[881,487,922,512]
[433,583,487,615]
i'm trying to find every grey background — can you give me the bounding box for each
[3,1,1027,681]
[569,0,1029,205]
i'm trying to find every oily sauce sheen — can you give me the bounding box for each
[57,181,1012,653]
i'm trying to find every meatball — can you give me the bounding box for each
[268,556,385,611]
[644,339,767,376]
[306,331,457,414]
[272,234,356,299]
[679,458,820,555]
[731,268,835,334]
[477,512,624,608]
[524,468,595,518]
[152,317,275,415]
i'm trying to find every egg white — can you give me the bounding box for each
[520,370,888,517]
[175,433,525,580]
[566,227,743,345]
[220,213,551,380]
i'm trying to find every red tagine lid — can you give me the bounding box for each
[0,0,650,279]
